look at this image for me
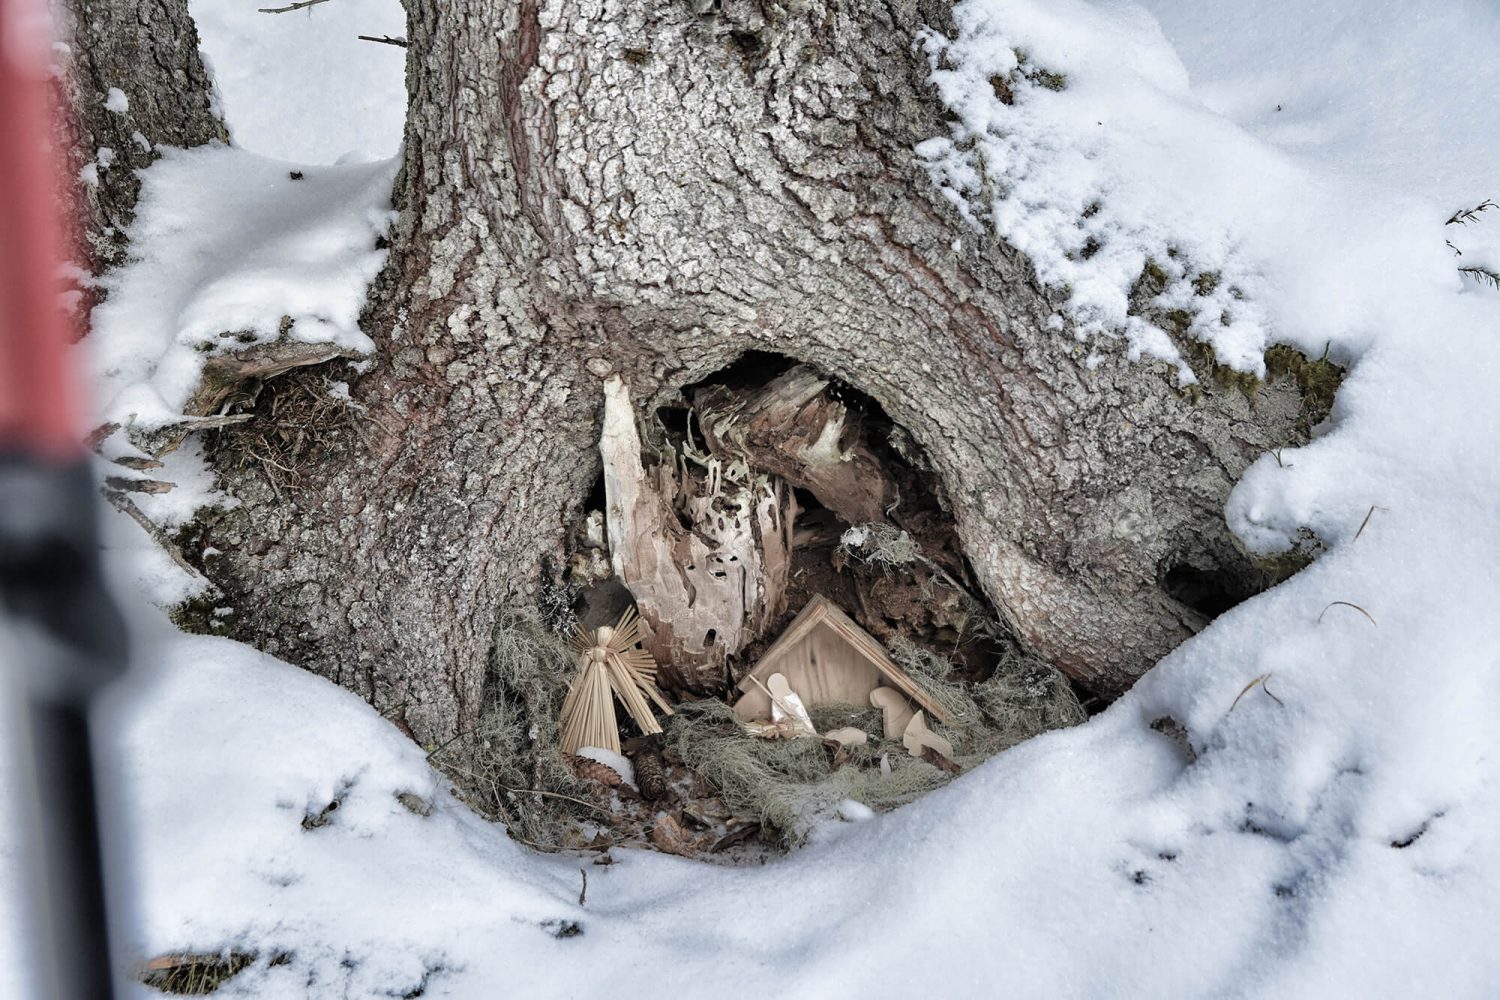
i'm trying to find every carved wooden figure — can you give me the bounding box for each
[870,688,917,741]
[901,711,955,762]
[732,596,952,727]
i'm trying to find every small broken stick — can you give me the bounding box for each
[920,746,962,775]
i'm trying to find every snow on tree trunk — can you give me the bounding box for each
[190,0,1309,744]
[54,0,226,286]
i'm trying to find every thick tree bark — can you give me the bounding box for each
[53,0,227,285]
[188,0,1307,745]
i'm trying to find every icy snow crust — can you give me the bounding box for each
[4,0,1500,995]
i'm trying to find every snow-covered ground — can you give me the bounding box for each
[5,0,1500,995]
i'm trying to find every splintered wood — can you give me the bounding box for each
[559,608,674,755]
[599,376,792,691]
[695,365,897,526]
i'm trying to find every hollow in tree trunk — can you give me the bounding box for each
[85,1,1317,746]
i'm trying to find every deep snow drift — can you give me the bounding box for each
[4,0,1500,996]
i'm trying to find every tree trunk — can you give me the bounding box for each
[184,0,1308,745]
[53,0,227,293]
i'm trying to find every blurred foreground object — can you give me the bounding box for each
[0,0,129,996]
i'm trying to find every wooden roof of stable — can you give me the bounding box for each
[733,595,954,723]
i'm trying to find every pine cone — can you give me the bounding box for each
[634,750,668,801]
[569,755,623,787]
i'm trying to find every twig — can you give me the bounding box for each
[1459,265,1500,291]
[1260,677,1284,707]
[423,726,476,762]
[358,34,409,47]
[505,830,557,852]
[1353,504,1388,541]
[500,786,615,818]
[578,868,588,907]
[258,0,331,12]
[1317,601,1377,627]
[1446,199,1497,226]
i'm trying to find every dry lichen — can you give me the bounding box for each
[668,637,1083,844]
[430,613,595,848]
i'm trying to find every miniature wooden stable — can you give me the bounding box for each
[731,595,954,725]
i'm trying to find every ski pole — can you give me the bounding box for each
[0,0,130,996]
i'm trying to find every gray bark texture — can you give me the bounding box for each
[54,0,227,287]
[177,0,1308,745]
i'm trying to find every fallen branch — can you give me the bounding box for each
[258,0,331,12]
[103,475,174,495]
[102,490,207,583]
[1446,199,1497,226]
[358,34,408,47]
[159,412,255,432]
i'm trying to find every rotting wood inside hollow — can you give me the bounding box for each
[572,353,1058,700]
[568,351,1277,715]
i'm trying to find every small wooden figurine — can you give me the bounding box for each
[732,596,954,727]
[901,710,954,761]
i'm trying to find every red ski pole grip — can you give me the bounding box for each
[0,0,86,460]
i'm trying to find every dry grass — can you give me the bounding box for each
[207,362,371,498]
[140,951,266,995]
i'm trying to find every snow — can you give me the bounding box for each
[104,87,129,114]
[87,146,396,432]
[189,0,406,164]
[6,0,1500,996]
[575,747,635,788]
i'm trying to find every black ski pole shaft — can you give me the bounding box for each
[0,0,131,993]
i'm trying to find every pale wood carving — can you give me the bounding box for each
[765,672,816,735]
[825,727,870,747]
[732,595,953,724]
[869,687,917,741]
[901,710,954,761]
